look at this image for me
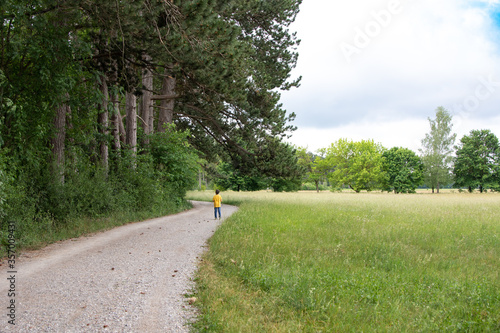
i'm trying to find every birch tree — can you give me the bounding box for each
[419,107,456,193]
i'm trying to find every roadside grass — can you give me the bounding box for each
[187,191,500,332]
[0,200,192,256]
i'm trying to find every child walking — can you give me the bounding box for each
[213,189,222,220]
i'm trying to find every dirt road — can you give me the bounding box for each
[0,201,237,332]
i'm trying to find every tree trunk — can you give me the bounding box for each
[66,101,75,167]
[436,182,440,194]
[141,56,153,140]
[315,180,319,193]
[117,107,126,147]
[126,91,137,162]
[52,101,68,184]
[110,92,122,152]
[157,67,176,132]
[98,78,109,172]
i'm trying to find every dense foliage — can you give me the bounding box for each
[453,129,500,193]
[382,147,424,193]
[213,140,304,192]
[324,139,385,193]
[0,0,303,249]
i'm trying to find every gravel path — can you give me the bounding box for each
[0,201,237,332]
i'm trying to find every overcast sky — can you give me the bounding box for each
[281,0,500,153]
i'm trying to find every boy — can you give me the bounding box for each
[213,189,222,220]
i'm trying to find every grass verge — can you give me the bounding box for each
[0,200,192,257]
[187,191,500,332]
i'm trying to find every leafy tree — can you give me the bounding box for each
[419,107,456,193]
[382,147,424,193]
[453,129,500,193]
[296,147,312,180]
[296,147,329,192]
[214,161,267,192]
[325,139,385,193]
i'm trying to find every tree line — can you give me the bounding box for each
[0,0,303,243]
[297,107,500,194]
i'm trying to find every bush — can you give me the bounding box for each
[270,177,301,192]
[148,125,199,200]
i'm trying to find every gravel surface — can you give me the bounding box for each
[0,201,237,332]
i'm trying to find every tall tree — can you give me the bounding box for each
[453,129,500,193]
[382,147,424,194]
[164,0,301,177]
[419,107,456,193]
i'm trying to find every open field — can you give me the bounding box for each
[186,191,500,332]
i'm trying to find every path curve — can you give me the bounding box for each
[0,201,237,332]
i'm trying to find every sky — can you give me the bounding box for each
[281,0,500,153]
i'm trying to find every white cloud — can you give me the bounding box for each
[287,118,428,152]
[286,115,500,153]
[281,0,500,152]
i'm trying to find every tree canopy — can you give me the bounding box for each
[453,129,500,193]
[382,147,424,194]
[324,139,385,193]
[0,0,304,243]
[1,0,302,174]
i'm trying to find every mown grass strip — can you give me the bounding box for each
[187,191,500,332]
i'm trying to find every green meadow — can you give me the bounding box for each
[186,191,500,332]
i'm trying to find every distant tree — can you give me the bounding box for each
[214,162,267,192]
[453,129,500,193]
[419,107,457,193]
[296,148,329,192]
[382,147,424,193]
[325,139,385,193]
[311,150,332,191]
[296,147,313,179]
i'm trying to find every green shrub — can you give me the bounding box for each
[148,125,199,199]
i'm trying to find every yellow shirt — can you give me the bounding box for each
[213,194,222,208]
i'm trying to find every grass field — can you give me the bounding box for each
[186,191,500,332]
